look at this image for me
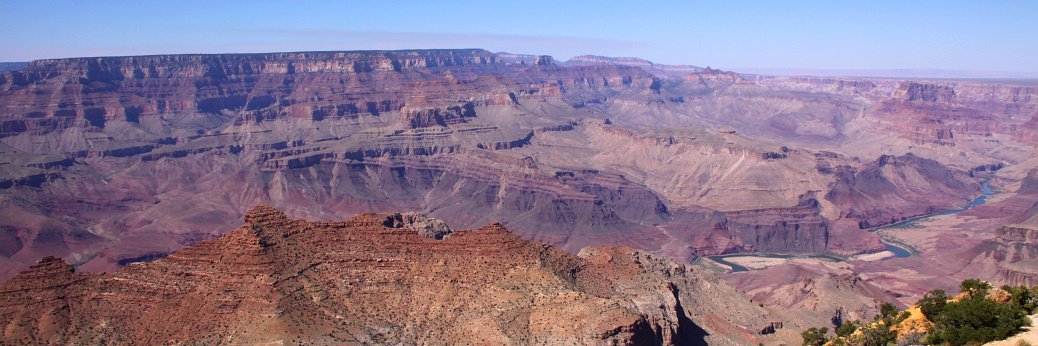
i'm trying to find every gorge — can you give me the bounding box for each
[1,49,1036,344]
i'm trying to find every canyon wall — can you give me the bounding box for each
[1,49,1026,281]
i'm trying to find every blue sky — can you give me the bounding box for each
[2,1,1035,72]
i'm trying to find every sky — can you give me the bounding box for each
[1,1,1036,73]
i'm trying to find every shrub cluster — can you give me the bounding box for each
[801,279,1037,346]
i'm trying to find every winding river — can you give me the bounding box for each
[709,181,993,272]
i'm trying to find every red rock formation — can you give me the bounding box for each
[0,50,1023,294]
[826,153,979,228]
[999,260,1038,286]
[986,202,1038,286]
[0,206,778,345]
[875,82,1038,146]
[1017,114,1038,144]
[892,82,956,103]
[725,263,905,327]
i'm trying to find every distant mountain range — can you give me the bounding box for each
[726,67,1038,81]
[7,55,1034,81]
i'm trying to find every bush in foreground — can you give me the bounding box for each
[802,279,1034,346]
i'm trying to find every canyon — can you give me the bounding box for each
[0,49,1036,343]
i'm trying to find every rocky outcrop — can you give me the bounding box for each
[892,82,956,103]
[0,206,777,345]
[826,153,979,228]
[0,49,654,141]
[721,197,830,253]
[999,226,1038,243]
[382,212,453,239]
[726,263,904,326]
[999,260,1038,286]
[9,50,501,82]
[1019,169,1038,194]
[988,224,1038,286]
[399,102,476,128]
[1017,114,1038,144]
[875,82,1038,146]
[755,77,882,97]
[0,50,501,136]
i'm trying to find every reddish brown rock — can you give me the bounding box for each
[726,263,904,326]
[0,206,778,345]
[892,82,956,103]
[826,153,979,228]
[0,50,1031,314]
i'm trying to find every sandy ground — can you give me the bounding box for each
[722,256,846,270]
[697,258,733,272]
[723,256,791,270]
[849,250,895,262]
[985,313,1038,346]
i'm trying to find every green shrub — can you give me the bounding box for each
[801,326,829,346]
[1004,285,1038,314]
[836,320,859,338]
[935,292,1027,345]
[960,279,992,300]
[917,289,948,321]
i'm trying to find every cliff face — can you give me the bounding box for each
[754,76,1038,148]
[2,49,1029,288]
[8,50,499,86]
[721,197,830,253]
[892,81,956,103]
[1018,114,1038,144]
[826,154,979,228]
[0,49,864,279]
[990,225,1038,286]
[987,198,1038,286]
[0,49,653,139]
[725,264,904,327]
[878,81,1038,146]
[0,206,776,345]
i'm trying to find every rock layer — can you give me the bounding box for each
[0,206,777,345]
[0,49,1028,287]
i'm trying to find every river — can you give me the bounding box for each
[708,181,993,272]
[867,180,993,258]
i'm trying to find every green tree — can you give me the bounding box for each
[859,322,896,346]
[937,296,1027,345]
[836,320,859,338]
[850,303,907,346]
[1030,286,1038,313]
[917,289,949,321]
[1004,285,1038,314]
[801,327,829,346]
[880,303,900,319]
[960,279,992,300]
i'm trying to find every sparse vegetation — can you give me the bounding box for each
[917,289,949,321]
[836,320,860,338]
[803,279,1036,346]
[801,326,829,346]
[920,280,1030,345]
